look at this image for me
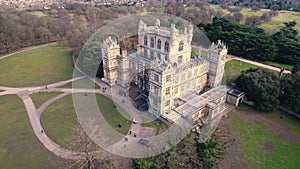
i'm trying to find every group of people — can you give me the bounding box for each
[128,130,137,137]
[123,131,137,148]
[102,87,107,93]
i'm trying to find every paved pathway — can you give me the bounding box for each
[0,74,158,159]
[227,55,292,74]
[0,43,157,159]
[1,46,292,160]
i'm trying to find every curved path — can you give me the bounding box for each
[0,44,155,160]
[0,75,157,159]
[0,77,88,159]
[1,46,292,160]
[226,55,292,74]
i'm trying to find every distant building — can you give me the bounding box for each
[102,18,236,126]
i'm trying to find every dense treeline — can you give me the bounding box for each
[236,67,300,114]
[279,72,300,114]
[210,0,300,11]
[0,8,57,53]
[0,5,141,54]
[1,3,299,71]
[133,131,229,169]
[200,18,300,66]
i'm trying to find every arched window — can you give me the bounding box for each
[179,41,184,51]
[157,53,161,60]
[178,55,183,64]
[164,41,169,52]
[150,51,154,59]
[144,36,147,46]
[157,39,161,49]
[144,49,147,57]
[150,37,155,48]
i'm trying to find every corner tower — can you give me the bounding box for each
[102,36,120,86]
[207,40,227,88]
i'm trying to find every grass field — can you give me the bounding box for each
[0,95,63,169]
[264,61,294,70]
[40,94,77,149]
[240,8,263,23]
[210,5,263,24]
[40,94,130,149]
[228,112,300,169]
[142,118,165,135]
[0,44,74,87]
[225,60,258,84]
[31,92,63,108]
[260,10,300,33]
[210,5,300,33]
[30,11,47,17]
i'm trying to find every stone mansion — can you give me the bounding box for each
[101,19,241,124]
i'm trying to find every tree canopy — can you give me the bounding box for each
[272,21,300,65]
[202,17,277,61]
[279,72,300,114]
[236,68,281,112]
[201,18,300,66]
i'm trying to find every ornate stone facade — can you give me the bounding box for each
[102,19,228,123]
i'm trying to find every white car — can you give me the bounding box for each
[132,119,138,124]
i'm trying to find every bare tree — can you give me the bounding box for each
[233,12,243,23]
[67,122,115,169]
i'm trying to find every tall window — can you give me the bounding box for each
[154,74,159,82]
[144,49,147,57]
[150,51,154,59]
[165,55,168,61]
[165,87,170,95]
[150,37,154,48]
[179,41,184,51]
[154,86,159,95]
[164,41,169,52]
[178,55,183,64]
[144,36,147,46]
[166,75,171,82]
[157,53,161,60]
[157,39,161,49]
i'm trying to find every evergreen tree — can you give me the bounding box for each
[236,68,281,112]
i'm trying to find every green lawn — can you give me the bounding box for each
[96,95,131,135]
[31,92,63,109]
[0,44,74,87]
[228,112,300,169]
[40,94,77,149]
[210,5,300,33]
[210,5,263,24]
[260,10,300,33]
[264,61,294,70]
[30,11,47,17]
[0,95,63,169]
[40,94,130,150]
[142,118,165,135]
[225,60,258,84]
[210,5,231,15]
